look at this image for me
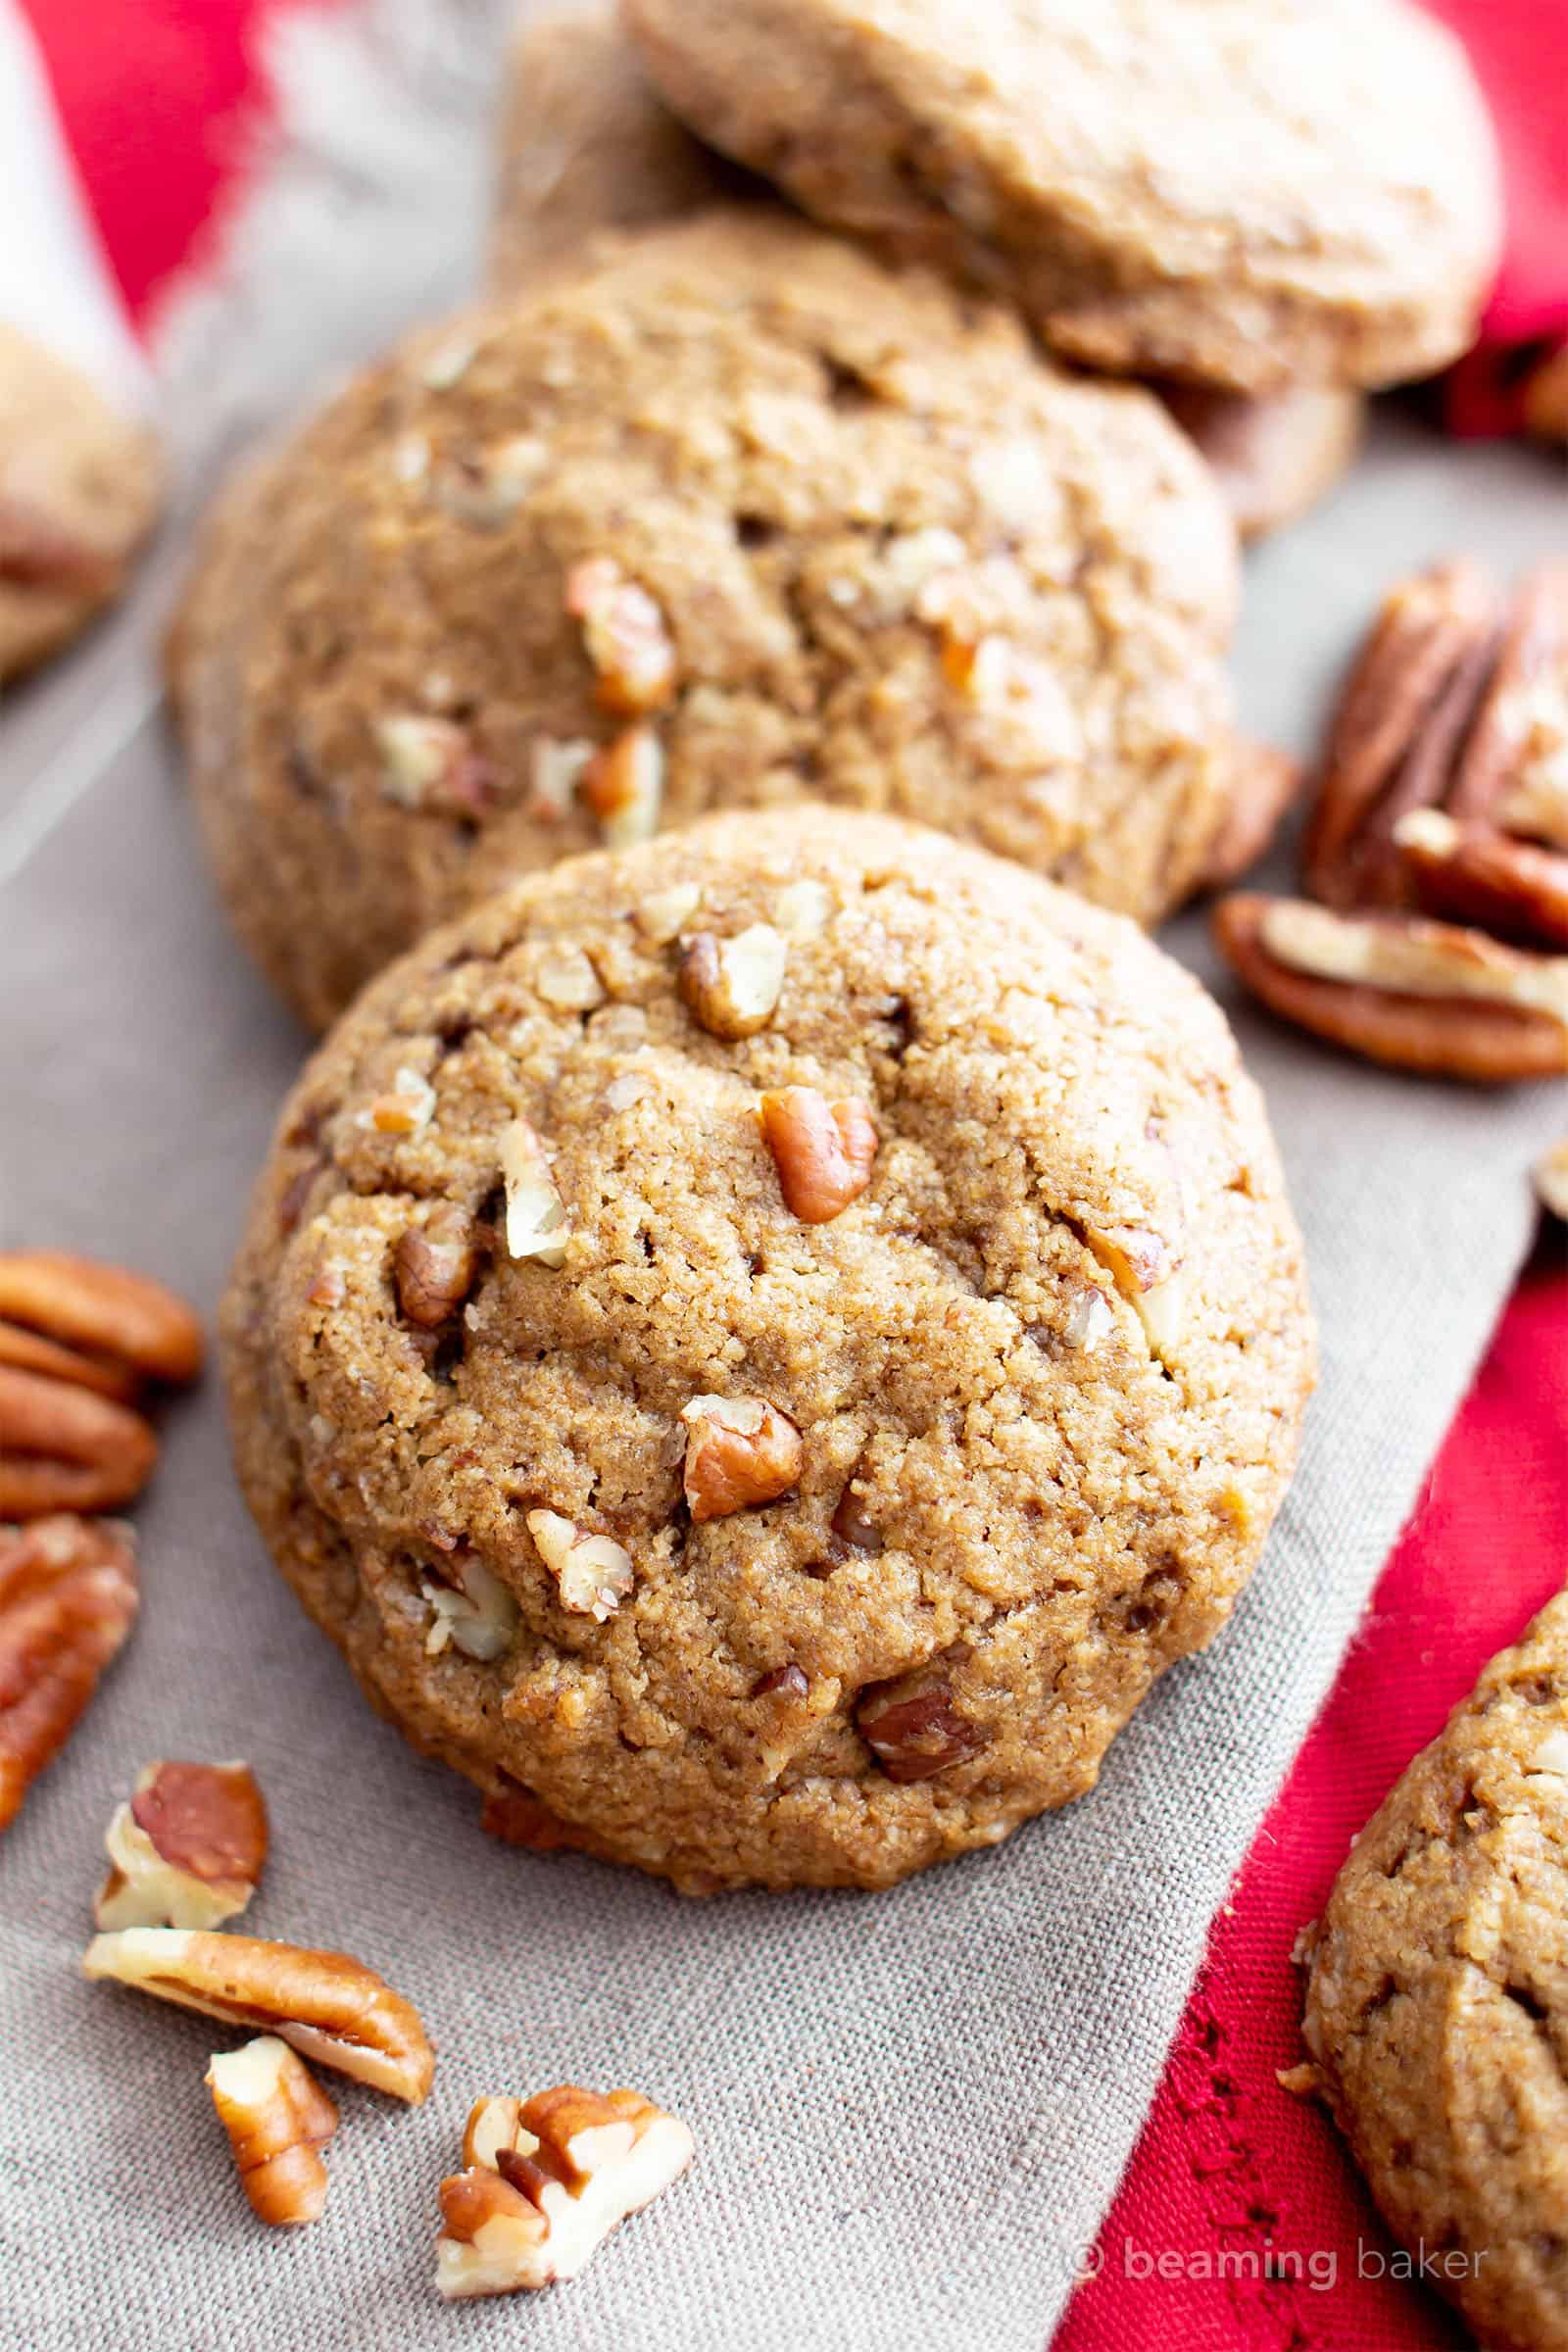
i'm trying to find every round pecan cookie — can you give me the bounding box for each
[0,324,161,685]
[222,808,1314,1894]
[1297,1593,1568,2348]
[169,209,1241,1031]
[624,0,1501,395]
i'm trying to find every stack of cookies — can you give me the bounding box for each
[169,0,1505,1904]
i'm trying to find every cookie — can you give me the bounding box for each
[0,324,162,685]
[222,808,1314,1894]
[624,0,1502,395]
[488,7,1362,545]
[170,210,1242,1033]
[1298,1593,1568,2348]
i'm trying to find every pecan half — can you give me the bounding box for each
[394,1206,479,1330]
[1199,740,1303,892]
[1447,564,1568,823]
[0,1515,138,1831]
[206,2036,338,2227]
[95,1760,269,1931]
[1395,810,1568,951]
[1302,560,1501,908]
[436,2083,694,2298]
[759,1088,878,1223]
[0,1250,203,1389]
[0,1362,158,1516]
[1214,894,1568,1082]
[82,1927,436,2102]
[857,1668,983,1784]
[680,1394,803,1521]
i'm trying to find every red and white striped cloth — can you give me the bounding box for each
[10,2,1566,2342]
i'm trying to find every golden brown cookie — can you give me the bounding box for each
[170,211,1241,1032]
[1298,1592,1568,2348]
[222,808,1314,1894]
[0,324,161,685]
[624,0,1501,395]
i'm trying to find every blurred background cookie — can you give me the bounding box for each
[170,212,1243,1031]
[0,322,161,685]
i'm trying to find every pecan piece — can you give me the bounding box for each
[1395,810,1568,952]
[394,1206,479,1330]
[95,1760,269,1931]
[82,1927,436,2102]
[1448,564,1568,823]
[1214,894,1568,1082]
[759,1087,878,1223]
[580,724,664,848]
[1199,740,1303,892]
[564,558,678,715]
[206,2036,338,2227]
[680,1394,803,1521]
[857,1668,983,1785]
[0,1361,158,1516]
[677,926,787,1041]
[0,1250,203,1388]
[436,2083,694,2298]
[0,1516,138,1831]
[1302,560,1501,907]
[525,1511,634,1620]
[498,1120,570,1266]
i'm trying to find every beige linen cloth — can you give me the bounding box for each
[3,12,1566,2346]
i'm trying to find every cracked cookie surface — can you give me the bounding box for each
[222,808,1313,1893]
[170,210,1239,1032]
[624,0,1500,395]
[1298,1593,1568,2350]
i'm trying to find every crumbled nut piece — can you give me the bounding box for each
[360,1064,437,1135]
[528,735,595,821]
[95,1760,268,1931]
[1535,1139,1568,1225]
[830,1484,883,1553]
[680,1395,803,1522]
[434,435,547,525]
[1214,894,1568,1082]
[534,948,606,1011]
[604,1074,648,1113]
[751,1663,808,1700]
[1084,1230,1186,1361]
[418,336,476,389]
[421,1556,518,1662]
[390,432,429,487]
[677,926,787,1041]
[1394,808,1568,952]
[857,1669,983,1784]
[1062,1287,1115,1351]
[1530,1726,1568,1776]
[435,2083,694,2298]
[1448,564,1568,823]
[774,879,833,937]
[525,1511,634,1621]
[395,1207,479,1330]
[374,715,492,814]
[0,1251,203,1390]
[759,1088,878,1223]
[82,1927,436,2102]
[0,1516,138,1831]
[206,2036,338,2227]
[564,558,678,715]
[580,724,664,848]
[634,881,701,946]
[498,1121,569,1266]
[0,1363,159,1519]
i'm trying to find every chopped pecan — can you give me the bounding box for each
[751,1663,808,1700]
[1083,1226,1188,1362]
[1302,559,1501,908]
[436,2083,694,2297]
[1447,564,1568,823]
[1199,740,1303,892]
[857,1668,983,1785]
[360,1065,436,1135]
[1214,893,1568,1082]
[580,724,664,848]
[374,714,493,814]
[82,1926,436,2102]
[420,1555,517,1662]
[0,1515,138,1831]
[759,1088,878,1223]
[677,926,787,1040]
[0,1361,159,1516]
[394,1206,479,1330]
[830,1483,884,1553]
[206,2036,338,2227]
[0,1250,203,1389]
[95,1759,269,1930]
[498,1120,569,1266]
[680,1394,803,1522]
[1394,809,1568,951]
[564,558,678,715]
[525,1511,634,1620]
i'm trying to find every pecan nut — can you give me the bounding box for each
[95,1760,269,1931]
[1395,809,1568,952]
[0,1250,203,1388]
[677,926,787,1040]
[1446,564,1568,824]
[564,558,678,715]
[680,1394,803,1522]
[499,1120,570,1266]
[1214,893,1568,1082]
[206,2035,338,2227]
[759,1087,878,1223]
[857,1667,984,1784]
[0,1515,138,1831]
[436,2083,694,2298]
[82,1927,436,2102]
[525,1511,634,1620]
[580,724,664,848]
[394,1206,480,1330]
[0,1361,159,1517]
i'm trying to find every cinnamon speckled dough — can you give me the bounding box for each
[487,7,1362,545]
[1298,1594,1568,2350]
[222,808,1315,1895]
[623,0,1502,395]
[0,325,161,683]
[169,211,1241,1033]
